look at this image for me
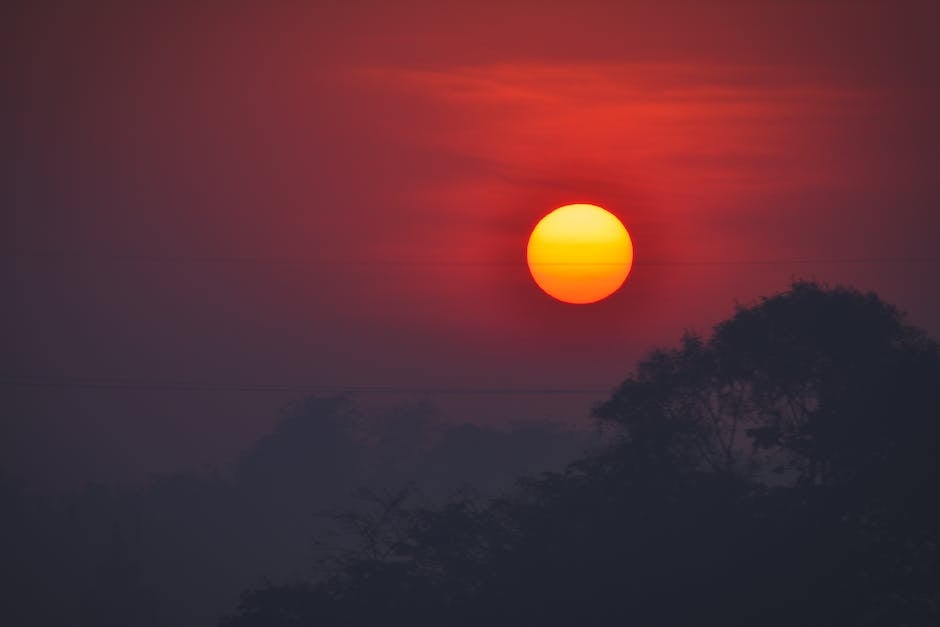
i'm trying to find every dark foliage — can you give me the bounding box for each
[1,398,589,626]
[223,282,940,626]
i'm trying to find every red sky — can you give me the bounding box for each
[3,0,939,486]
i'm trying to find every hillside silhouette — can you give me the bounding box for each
[221,281,940,626]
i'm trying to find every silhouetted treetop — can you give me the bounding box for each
[223,282,940,627]
[594,280,940,488]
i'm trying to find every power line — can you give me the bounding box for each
[3,251,937,268]
[0,375,611,396]
[636,257,938,266]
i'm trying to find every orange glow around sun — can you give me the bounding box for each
[526,204,634,304]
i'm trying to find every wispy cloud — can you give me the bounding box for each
[364,62,874,214]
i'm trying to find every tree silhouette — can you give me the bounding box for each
[596,281,940,487]
[223,281,940,626]
[2,392,590,625]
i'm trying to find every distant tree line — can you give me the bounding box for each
[222,281,940,626]
[1,399,589,626]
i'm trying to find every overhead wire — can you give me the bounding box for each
[0,374,611,395]
[3,251,938,267]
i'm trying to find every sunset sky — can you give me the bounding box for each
[4,0,939,487]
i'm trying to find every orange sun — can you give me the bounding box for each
[526,203,634,304]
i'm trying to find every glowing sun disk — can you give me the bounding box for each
[526,203,634,304]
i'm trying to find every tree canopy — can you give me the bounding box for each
[222,282,940,627]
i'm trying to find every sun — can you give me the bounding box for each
[526,203,634,304]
